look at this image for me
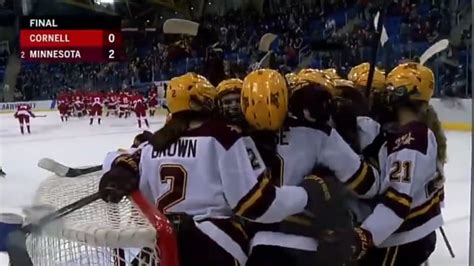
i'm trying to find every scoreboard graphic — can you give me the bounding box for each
[19,16,125,63]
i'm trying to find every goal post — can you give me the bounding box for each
[24,172,179,266]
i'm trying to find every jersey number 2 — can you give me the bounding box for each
[156,164,188,213]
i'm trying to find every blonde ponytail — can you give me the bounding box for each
[421,104,448,164]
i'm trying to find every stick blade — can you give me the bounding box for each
[163,19,199,36]
[419,39,449,65]
[258,33,278,52]
[37,158,69,177]
[6,230,33,266]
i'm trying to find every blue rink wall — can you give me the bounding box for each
[0,98,471,131]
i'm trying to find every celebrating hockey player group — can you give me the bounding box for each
[94,60,446,266]
[55,87,159,127]
[14,87,161,135]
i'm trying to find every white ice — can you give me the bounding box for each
[0,112,471,265]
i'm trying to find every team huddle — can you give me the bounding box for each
[98,62,446,266]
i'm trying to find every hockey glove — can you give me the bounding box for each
[132,130,153,148]
[281,175,352,235]
[301,175,350,227]
[318,226,373,263]
[99,154,140,203]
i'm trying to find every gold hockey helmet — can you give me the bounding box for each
[386,62,435,102]
[322,68,341,80]
[296,68,335,94]
[241,69,288,131]
[216,78,243,98]
[348,62,386,91]
[166,73,216,114]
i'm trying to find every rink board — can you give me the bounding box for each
[0,98,471,131]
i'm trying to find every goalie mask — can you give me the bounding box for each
[216,78,244,124]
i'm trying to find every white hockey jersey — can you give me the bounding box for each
[357,116,381,151]
[102,119,309,265]
[360,121,443,247]
[138,120,307,223]
[251,119,381,251]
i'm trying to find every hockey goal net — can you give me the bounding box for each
[24,171,179,266]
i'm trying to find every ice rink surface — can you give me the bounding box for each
[0,111,471,265]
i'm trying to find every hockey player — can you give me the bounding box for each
[215,78,244,125]
[98,72,345,266]
[147,87,159,117]
[237,69,381,266]
[325,63,446,266]
[84,90,92,117]
[348,62,388,123]
[57,90,71,122]
[0,166,5,177]
[106,90,119,117]
[14,103,35,134]
[89,91,105,125]
[73,95,86,118]
[118,90,131,118]
[131,91,149,128]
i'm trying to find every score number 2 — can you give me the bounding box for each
[106,32,116,59]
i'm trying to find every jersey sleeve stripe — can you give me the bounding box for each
[382,246,399,266]
[346,162,376,196]
[199,218,249,254]
[407,189,443,219]
[381,188,412,219]
[439,188,445,202]
[234,176,277,219]
[395,190,443,233]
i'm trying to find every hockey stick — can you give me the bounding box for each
[38,158,103,177]
[365,0,390,98]
[419,39,449,66]
[439,226,455,258]
[34,115,47,118]
[7,191,104,266]
[253,33,278,70]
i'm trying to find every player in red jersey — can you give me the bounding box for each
[147,86,158,117]
[89,91,105,125]
[57,91,70,122]
[84,89,93,116]
[14,103,35,134]
[106,90,119,117]
[131,91,149,128]
[73,95,86,117]
[67,90,75,117]
[118,91,131,118]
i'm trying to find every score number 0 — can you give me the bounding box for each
[108,33,115,59]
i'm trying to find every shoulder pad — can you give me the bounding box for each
[286,117,332,136]
[184,118,243,150]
